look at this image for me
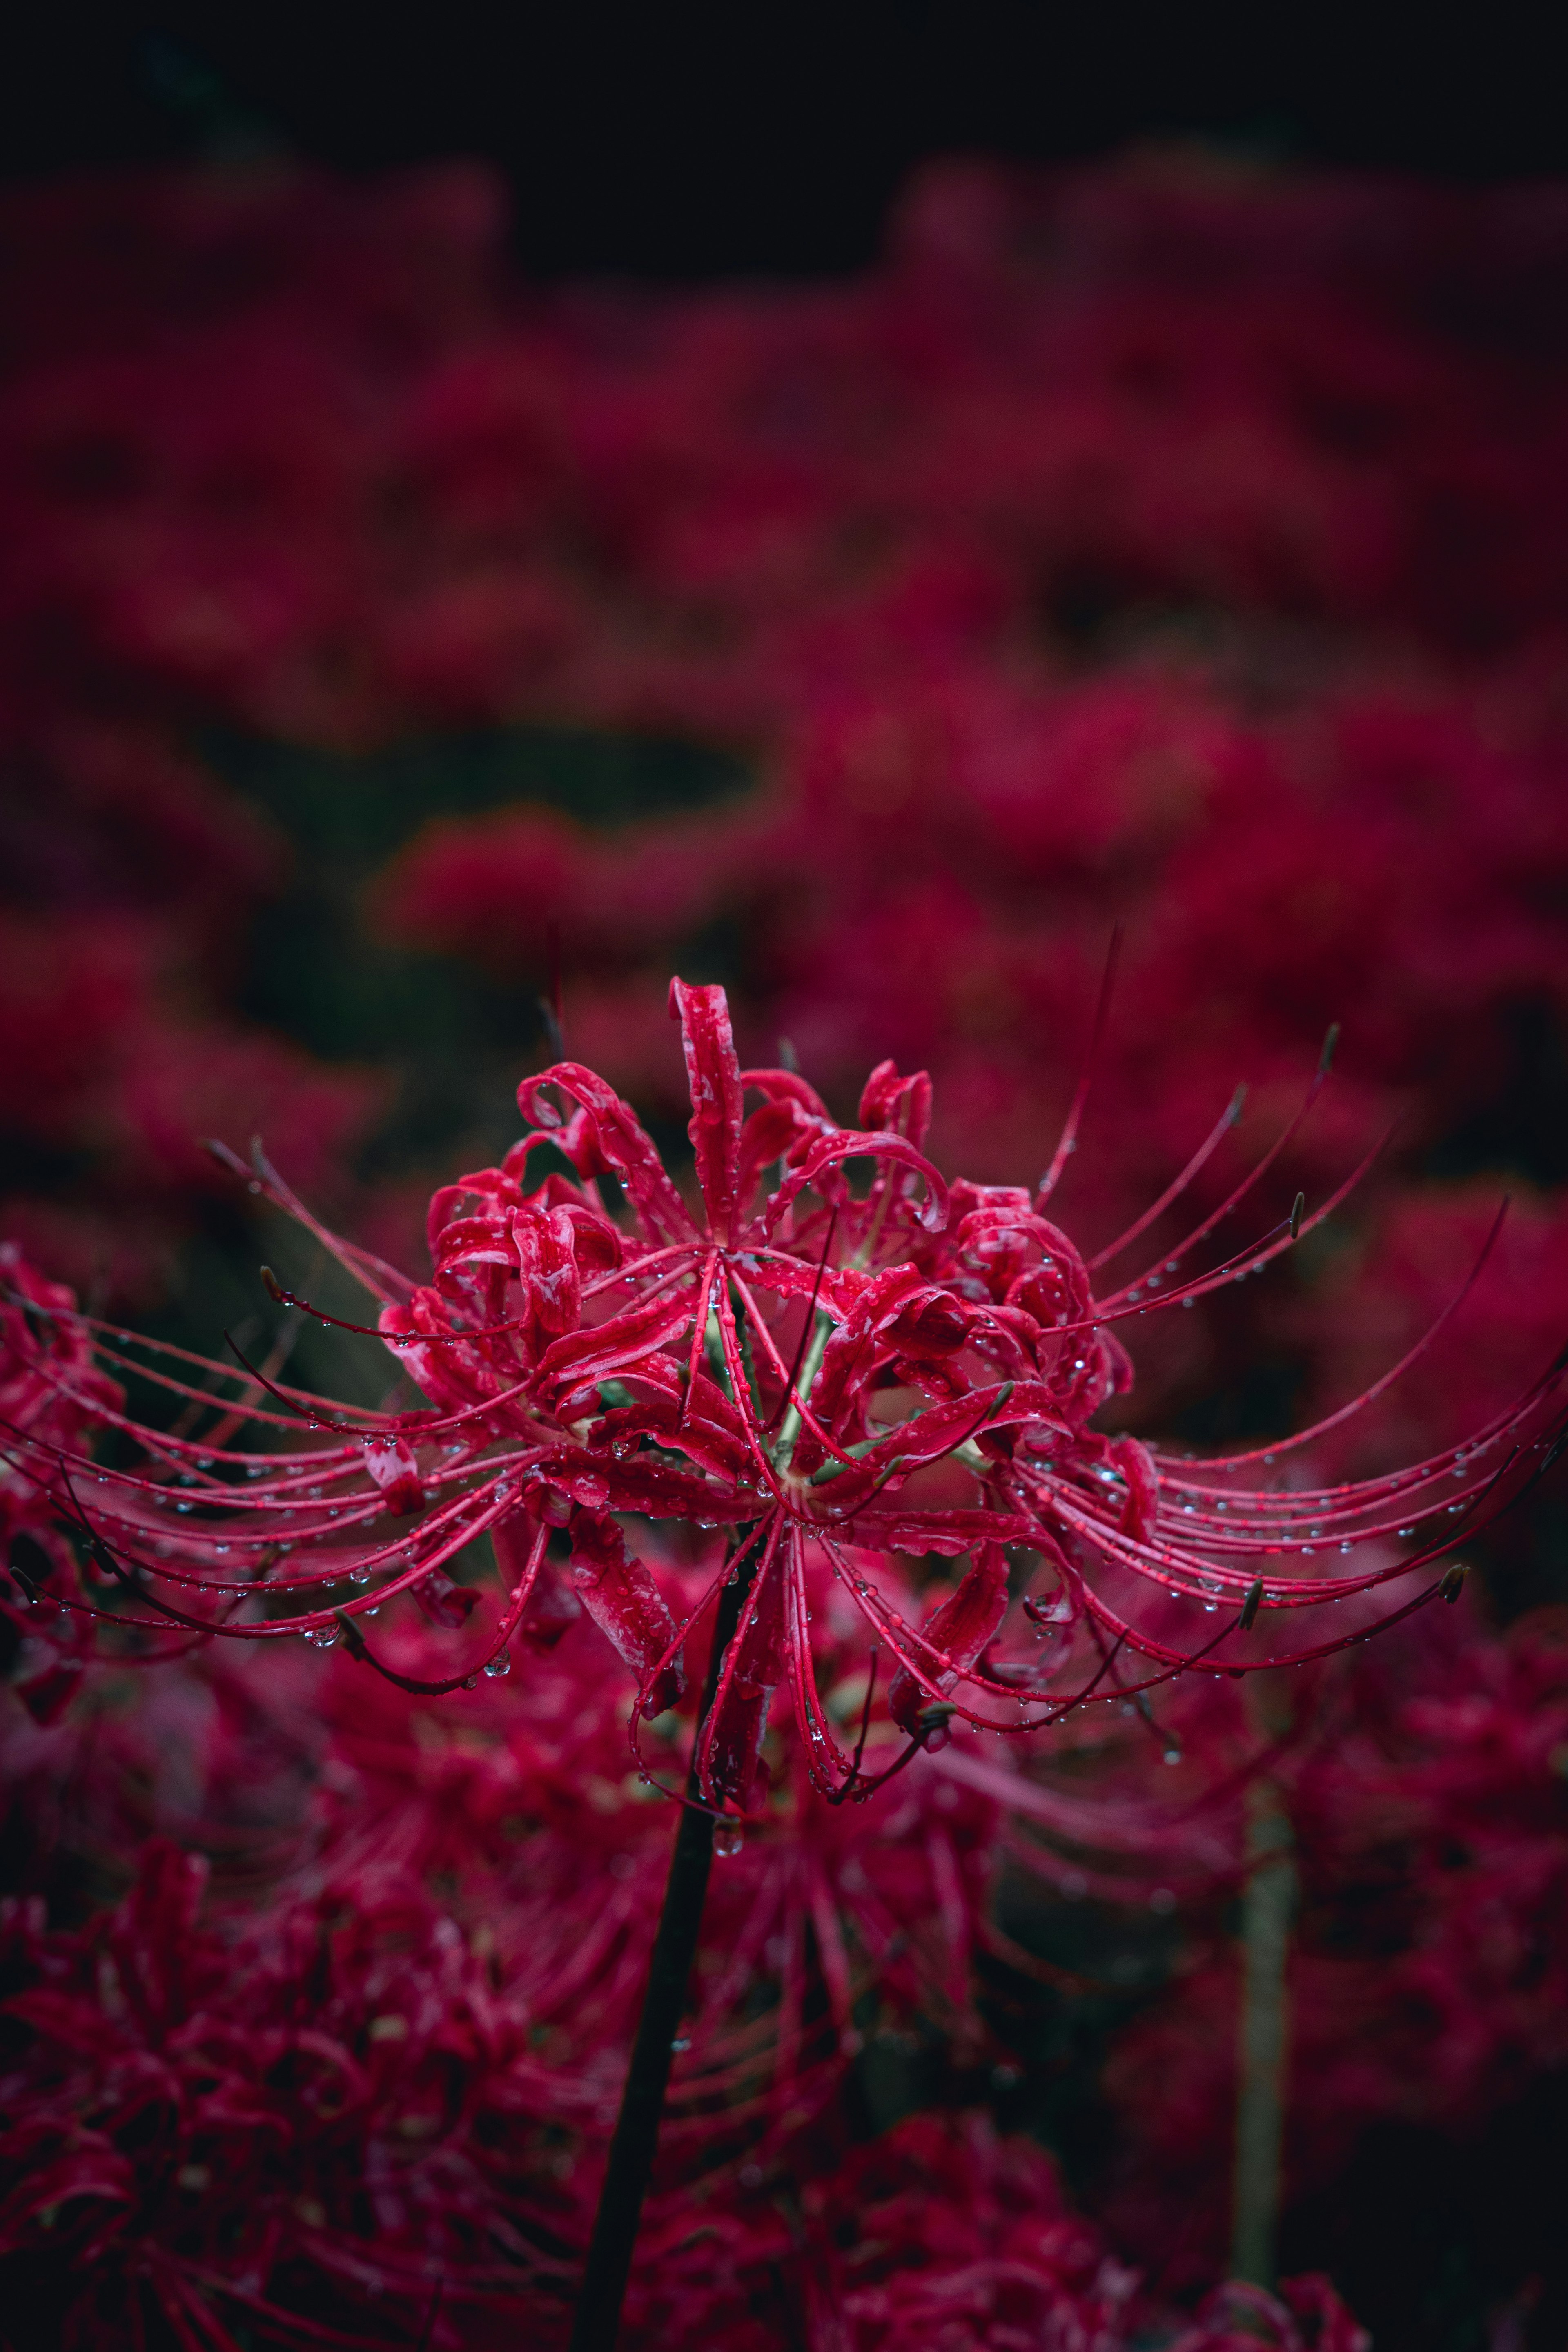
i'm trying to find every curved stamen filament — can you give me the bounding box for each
[1037,927,1121,1209]
[1089,1082,1248,1272]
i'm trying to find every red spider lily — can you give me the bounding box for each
[0,1244,126,1724]
[0,1539,1275,2203]
[3,980,1564,1820]
[0,1832,1369,2352]
[0,1839,582,2351]
[620,2110,1367,2352]
[0,1592,1001,2225]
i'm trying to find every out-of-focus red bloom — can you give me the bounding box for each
[6,151,1568,1332]
[0,1829,1370,2349]
[0,1839,577,2349]
[0,1588,997,2173]
[373,654,1568,1203]
[0,1245,123,1724]
[623,2109,1365,2352]
[0,1582,1370,2350]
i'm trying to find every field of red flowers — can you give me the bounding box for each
[2,150,1567,2352]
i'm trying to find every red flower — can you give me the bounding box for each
[3,982,1560,1814]
[0,1839,578,2348]
[0,1244,125,1723]
[622,2109,1368,2352]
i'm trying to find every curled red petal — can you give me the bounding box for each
[670,977,745,1243]
[1107,1432,1160,1543]
[567,1507,686,1715]
[858,1057,934,1149]
[514,1202,582,1335]
[697,1533,787,1809]
[359,1434,425,1517]
[738,1066,834,1120]
[766,1126,949,1237]
[533,1285,696,1405]
[517,1060,695,1245]
[889,1542,1011,1733]
[408,1566,481,1629]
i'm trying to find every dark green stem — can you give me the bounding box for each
[568,1549,755,2352]
[1231,1682,1296,2290]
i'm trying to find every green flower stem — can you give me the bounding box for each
[772,1308,834,1474]
[1231,1684,1296,2290]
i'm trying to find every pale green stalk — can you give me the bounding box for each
[1231,1683,1296,2289]
[771,1310,834,1474]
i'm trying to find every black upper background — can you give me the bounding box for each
[4,3,1566,278]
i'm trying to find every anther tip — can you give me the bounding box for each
[333,1605,370,1657]
[201,1136,247,1177]
[1319,1022,1342,1076]
[1289,1191,1305,1242]
[1439,1563,1469,1604]
[1239,1577,1265,1631]
[259,1265,287,1305]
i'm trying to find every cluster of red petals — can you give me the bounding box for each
[623,2112,1366,2352]
[0,1246,124,1726]
[12,1539,1568,2341]
[3,980,1560,1824]
[0,1588,1001,2176]
[0,1840,580,2348]
[0,1816,1367,2352]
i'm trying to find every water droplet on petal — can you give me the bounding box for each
[714,1820,744,1858]
[484,1647,512,1678]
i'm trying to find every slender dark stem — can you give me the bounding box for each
[1231,1678,1296,2290]
[569,1544,758,2352]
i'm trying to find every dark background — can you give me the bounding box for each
[5,3,1566,280]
